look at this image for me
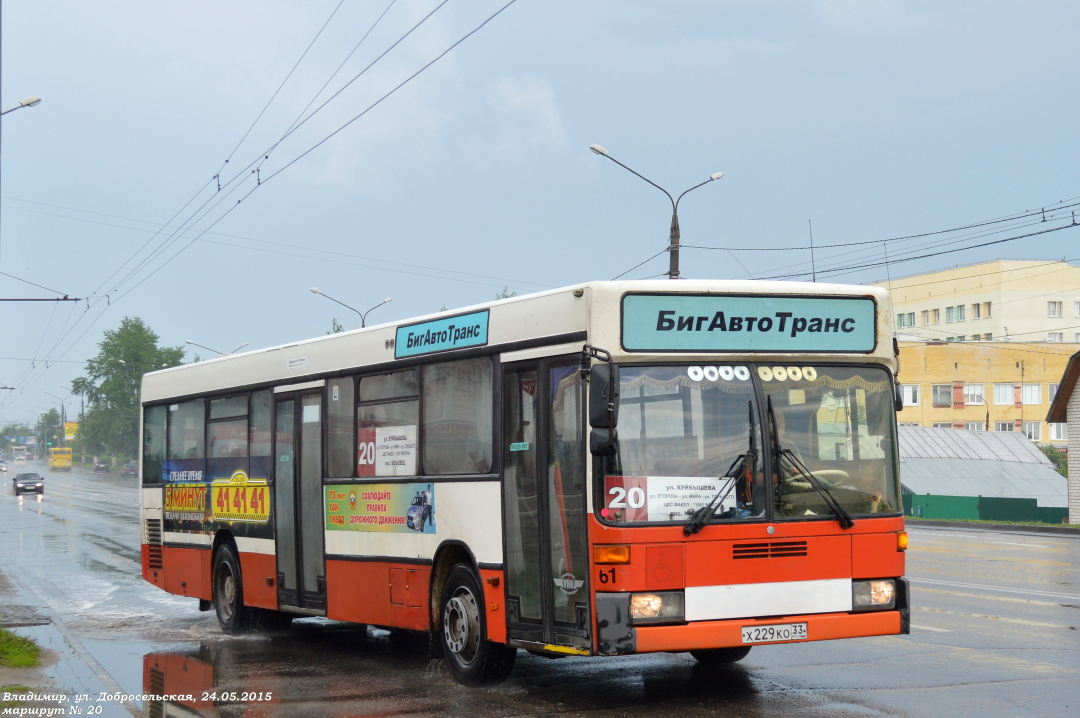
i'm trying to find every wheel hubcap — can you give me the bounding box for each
[443,588,480,663]
[217,565,236,620]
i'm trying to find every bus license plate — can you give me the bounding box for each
[741,622,808,644]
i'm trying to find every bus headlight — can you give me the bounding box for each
[629,591,684,624]
[852,580,896,610]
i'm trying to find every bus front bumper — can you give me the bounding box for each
[632,609,902,654]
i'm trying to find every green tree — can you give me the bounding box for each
[72,317,185,458]
[326,317,344,335]
[1040,444,1068,477]
[37,409,62,451]
[495,287,517,299]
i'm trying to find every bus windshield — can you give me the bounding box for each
[604,363,900,525]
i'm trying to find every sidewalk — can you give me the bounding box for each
[0,568,141,717]
[907,518,1080,538]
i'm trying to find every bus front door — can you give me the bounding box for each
[502,359,590,651]
[274,391,327,612]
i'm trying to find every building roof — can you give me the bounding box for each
[898,426,1066,507]
[1047,350,1080,423]
[899,425,1051,463]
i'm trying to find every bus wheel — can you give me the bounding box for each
[212,543,255,634]
[690,646,751,664]
[439,564,516,685]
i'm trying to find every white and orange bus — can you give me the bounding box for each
[140,280,907,685]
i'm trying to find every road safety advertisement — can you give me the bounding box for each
[64,422,79,442]
[602,476,733,523]
[326,483,434,533]
[356,425,417,477]
[211,470,270,523]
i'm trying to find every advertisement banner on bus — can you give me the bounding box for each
[326,483,435,533]
[622,294,877,353]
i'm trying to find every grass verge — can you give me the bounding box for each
[0,628,40,668]
[0,686,31,709]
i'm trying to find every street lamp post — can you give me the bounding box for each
[310,288,392,328]
[0,96,42,116]
[590,145,723,280]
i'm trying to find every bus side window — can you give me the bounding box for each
[143,405,167,484]
[421,357,493,475]
[168,399,206,462]
[327,377,355,478]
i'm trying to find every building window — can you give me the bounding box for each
[901,385,920,406]
[993,383,1013,405]
[983,302,992,318]
[1050,423,1068,441]
[963,384,984,405]
[1021,384,1041,405]
[932,422,953,429]
[946,335,964,342]
[1050,383,1059,401]
[956,305,965,321]
[994,421,1014,432]
[964,421,985,431]
[983,333,993,341]
[1022,421,1041,441]
[921,310,930,326]
[972,303,981,319]
[1048,301,1063,318]
[895,312,914,329]
[1075,301,1080,318]
[931,384,952,406]
[932,308,940,324]
[1048,332,1063,342]
[946,306,955,323]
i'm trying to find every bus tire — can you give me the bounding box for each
[212,543,256,634]
[439,564,516,685]
[690,646,751,664]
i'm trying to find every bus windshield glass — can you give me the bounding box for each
[603,363,900,525]
[604,364,766,524]
[764,364,900,519]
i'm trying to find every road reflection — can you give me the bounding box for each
[16,494,44,512]
[142,623,768,717]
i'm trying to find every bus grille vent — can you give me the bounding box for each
[146,519,163,569]
[732,541,808,559]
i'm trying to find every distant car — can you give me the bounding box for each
[13,472,44,495]
[0,459,6,473]
[14,456,26,465]
[120,462,138,478]
[94,459,110,472]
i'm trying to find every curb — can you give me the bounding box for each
[906,518,1080,537]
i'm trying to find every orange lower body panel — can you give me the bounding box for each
[161,547,211,600]
[635,610,902,653]
[238,552,278,610]
[326,560,431,630]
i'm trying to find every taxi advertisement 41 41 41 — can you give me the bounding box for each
[212,471,270,523]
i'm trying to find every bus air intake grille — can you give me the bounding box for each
[732,541,808,559]
[146,519,163,569]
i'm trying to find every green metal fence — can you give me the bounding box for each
[904,493,1069,524]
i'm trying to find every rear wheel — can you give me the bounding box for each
[439,564,516,685]
[213,543,256,634]
[690,646,752,664]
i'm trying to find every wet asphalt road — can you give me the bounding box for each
[1,462,1077,717]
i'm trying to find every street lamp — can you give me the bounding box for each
[45,393,74,444]
[0,96,42,116]
[590,144,723,280]
[310,288,392,328]
[185,340,249,356]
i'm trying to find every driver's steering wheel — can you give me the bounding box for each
[805,469,850,487]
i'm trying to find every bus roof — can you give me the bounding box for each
[142,279,894,404]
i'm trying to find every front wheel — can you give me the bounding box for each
[212,543,256,634]
[439,564,516,685]
[690,646,752,664]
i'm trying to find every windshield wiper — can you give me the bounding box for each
[684,404,757,536]
[683,456,742,536]
[777,448,855,530]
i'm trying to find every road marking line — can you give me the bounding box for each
[915,606,1073,630]
[910,577,1080,602]
[911,624,952,632]
[992,541,1049,548]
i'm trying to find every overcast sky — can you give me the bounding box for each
[2,0,1078,425]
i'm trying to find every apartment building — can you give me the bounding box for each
[896,341,1073,445]
[875,259,1080,344]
